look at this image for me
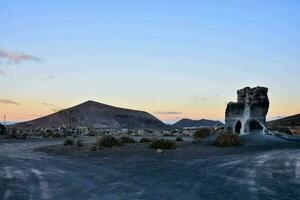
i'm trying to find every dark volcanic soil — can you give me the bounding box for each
[0,135,300,200]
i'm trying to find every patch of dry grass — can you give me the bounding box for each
[96,135,122,148]
[139,138,153,143]
[149,139,177,150]
[193,128,213,140]
[63,137,74,146]
[213,132,241,147]
[119,136,136,144]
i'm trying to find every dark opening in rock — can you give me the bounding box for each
[235,121,242,134]
[249,120,263,131]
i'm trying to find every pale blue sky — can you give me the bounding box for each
[0,0,299,123]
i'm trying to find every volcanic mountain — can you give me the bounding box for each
[16,101,168,130]
[173,118,224,128]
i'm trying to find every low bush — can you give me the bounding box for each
[6,129,28,139]
[96,135,121,148]
[6,129,18,138]
[89,144,98,151]
[76,139,84,147]
[119,136,136,144]
[149,139,177,150]
[43,130,61,138]
[139,138,153,143]
[193,128,213,140]
[87,131,97,136]
[17,133,28,139]
[175,137,183,142]
[213,132,241,147]
[63,137,74,146]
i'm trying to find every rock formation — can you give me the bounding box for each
[225,86,269,134]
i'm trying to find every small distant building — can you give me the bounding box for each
[121,128,129,134]
[75,127,89,135]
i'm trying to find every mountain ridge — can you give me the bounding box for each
[268,113,300,127]
[15,100,169,130]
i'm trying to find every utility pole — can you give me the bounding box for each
[3,115,6,125]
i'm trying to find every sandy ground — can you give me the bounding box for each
[0,135,300,200]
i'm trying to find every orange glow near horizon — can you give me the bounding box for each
[1,97,300,124]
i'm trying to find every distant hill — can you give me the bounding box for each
[16,100,168,130]
[268,114,300,128]
[173,118,224,128]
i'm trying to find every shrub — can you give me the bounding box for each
[63,130,73,137]
[175,137,183,142]
[213,132,241,147]
[145,130,153,134]
[139,138,153,143]
[6,129,18,138]
[89,144,98,151]
[119,136,136,144]
[17,133,28,139]
[193,128,213,140]
[87,131,97,136]
[149,139,177,150]
[76,139,84,147]
[43,130,61,138]
[127,130,134,135]
[63,137,74,146]
[96,135,121,148]
[6,129,28,139]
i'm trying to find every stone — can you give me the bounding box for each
[157,149,163,153]
[225,86,269,134]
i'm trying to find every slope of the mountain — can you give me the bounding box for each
[16,101,168,130]
[268,114,300,127]
[173,118,224,128]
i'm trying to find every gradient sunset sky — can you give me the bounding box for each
[0,0,300,123]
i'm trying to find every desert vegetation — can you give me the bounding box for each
[87,131,97,136]
[139,138,153,143]
[213,132,241,147]
[193,128,213,140]
[89,144,98,151]
[63,137,74,146]
[76,139,84,147]
[149,139,177,150]
[43,130,61,138]
[118,136,136,144]
[175,137,183,142]
[96,135,122,148]
[5,129,29,139]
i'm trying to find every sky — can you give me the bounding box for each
[0,0,300,124]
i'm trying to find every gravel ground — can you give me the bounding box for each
[0,135,300,200]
